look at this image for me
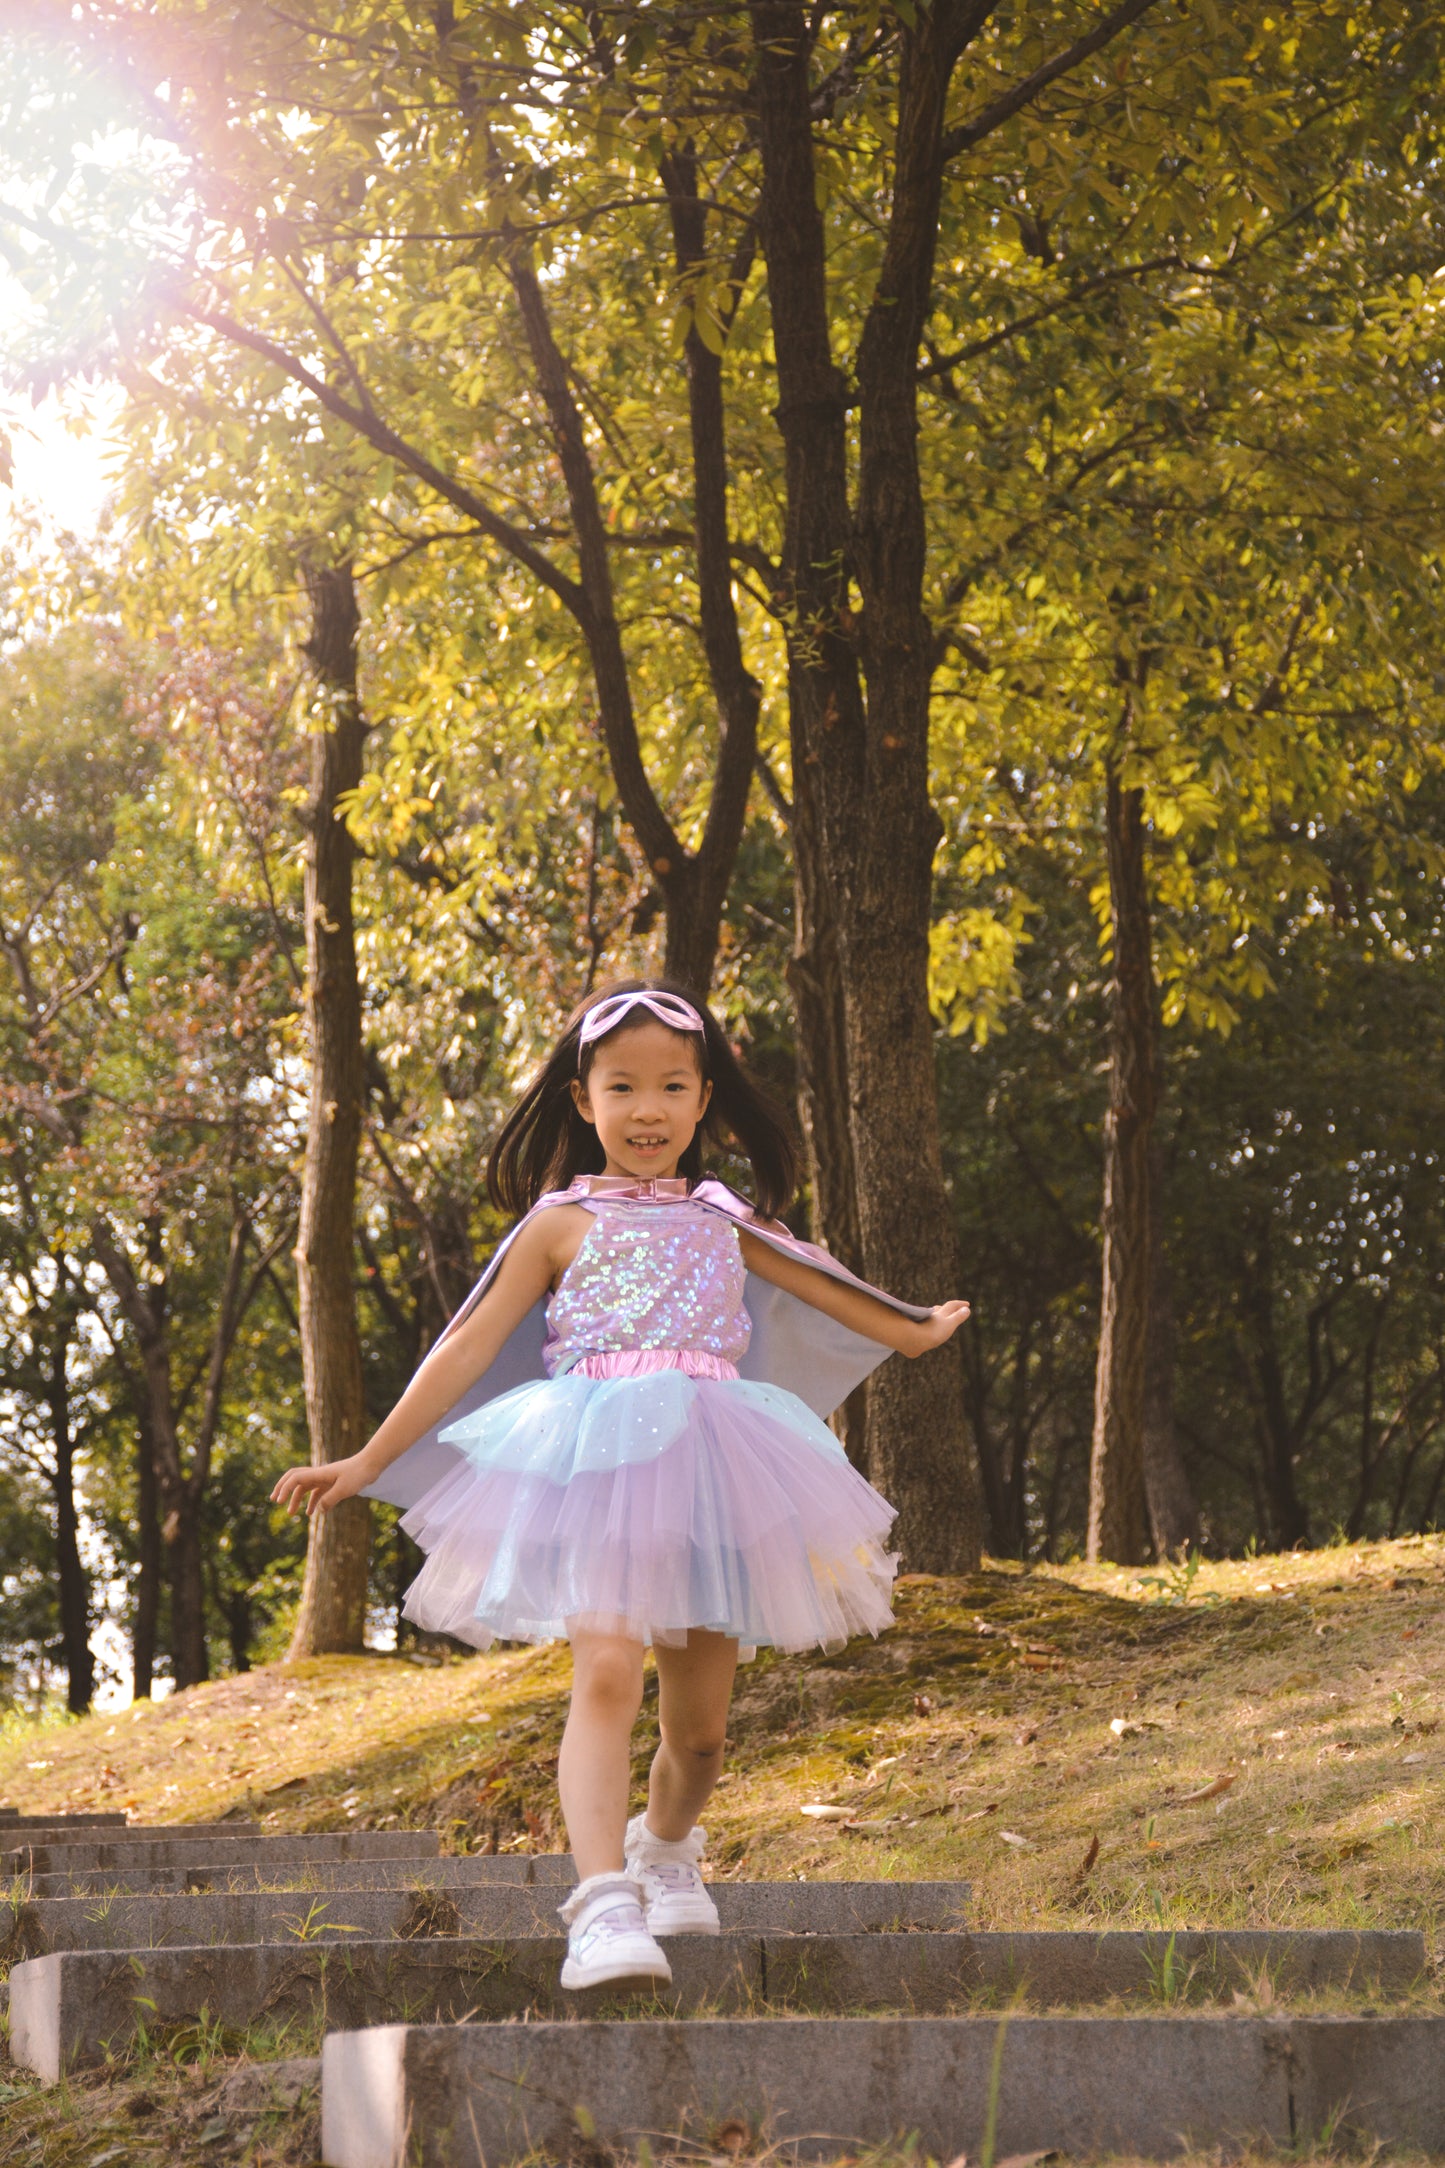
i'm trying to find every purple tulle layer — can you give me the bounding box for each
[399,1374,898,1654]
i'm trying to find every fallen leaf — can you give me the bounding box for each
[997,2152,1062,2168]
[957,1803,1000,1824]
[942,2155,969,2168]
[1402,1753,1426,1765]
[1075,1832,1100,1880]
[1000,1829,1033,1848]
[1015,1725,1039,1747]
[1110,1717,1142,1738]
[800,1804,851,1821]
[1170,1773,1237,1805]
[1018,1652,1063,1671]
[714,2119,751,2156]
[914,1694,935,1716]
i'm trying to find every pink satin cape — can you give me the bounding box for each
[361,1176,932,1510]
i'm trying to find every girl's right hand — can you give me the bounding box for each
[271,1455,371,1519]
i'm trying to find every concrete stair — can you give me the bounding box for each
[0,1810,130,1829]
[14,1853,556,1898]
[323,2012,1445,2165]
[2,1877,967,1957]
[8,1927,1424,2083]
[0,1810,1435,2162]
[0,1828,434,1876]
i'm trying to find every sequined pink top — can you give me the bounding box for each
[543,1199,751,1380]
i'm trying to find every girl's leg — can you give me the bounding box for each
[646,1629,740,1840]
[558,1627,646,1881]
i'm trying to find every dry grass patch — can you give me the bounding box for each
[0,1535,1440,1945]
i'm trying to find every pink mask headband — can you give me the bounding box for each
[577,990,708,1059]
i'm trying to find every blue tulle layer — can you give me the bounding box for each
[400,1372,898,1654]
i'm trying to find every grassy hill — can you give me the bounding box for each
[4,1534,1444,1939]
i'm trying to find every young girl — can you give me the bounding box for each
[272,980,969,1992]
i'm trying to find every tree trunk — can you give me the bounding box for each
[1239,1224,1312,1548]
[661,149,762,994]
[225,1594,254,1674]
[1087,757,1155,1563]
[91,1220,210,1687]
[289,561,373,1658]
[132,1394,160,1700]
[749,1,982,1569]
[46,1317,94,1714]
[506,241,755,997]
[787,774,868,1468]
[1141,1126,1201,1555]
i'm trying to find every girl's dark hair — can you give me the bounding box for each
[487,977,800,1220]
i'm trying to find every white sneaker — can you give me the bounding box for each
[624,1813,721,1936]
[558,1872,673,1991]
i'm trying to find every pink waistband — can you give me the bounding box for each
[569,1348,741,1382]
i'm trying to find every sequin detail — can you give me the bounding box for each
[544,1201,750,1377]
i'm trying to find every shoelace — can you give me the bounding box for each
[645,1861,704,1890]
[573,1900,649,1952]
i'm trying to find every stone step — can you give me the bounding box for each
[14,1854,557,1899]
[321,2011,1445,2166]
[0,1822,262,1866]
[0,1829,439,1876]
[0,1812,130,1828]
[7,1929,1422,2081]
[1,1879,969,1960]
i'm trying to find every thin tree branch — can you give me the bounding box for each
[941,0,1164,161]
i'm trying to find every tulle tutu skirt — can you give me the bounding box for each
[399,1370,898,1654]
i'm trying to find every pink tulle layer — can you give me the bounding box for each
[399,1374,898,1655]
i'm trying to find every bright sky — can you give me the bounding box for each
[2,378,124,545]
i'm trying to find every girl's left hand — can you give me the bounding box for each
[905,1300,971,1355]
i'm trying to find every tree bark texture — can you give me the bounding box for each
[1141,1127,1201,1555]
[288,561,373,1659]
[1087,759,1155,1563]
[749,1,982,1570]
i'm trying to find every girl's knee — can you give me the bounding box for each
[661,1718,727,1763]
[572,1639,644,1717]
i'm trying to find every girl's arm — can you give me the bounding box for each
[271,1210,573,1518]
[737,1228,970,1356]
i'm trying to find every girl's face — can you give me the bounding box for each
[572,1020,712,1180]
